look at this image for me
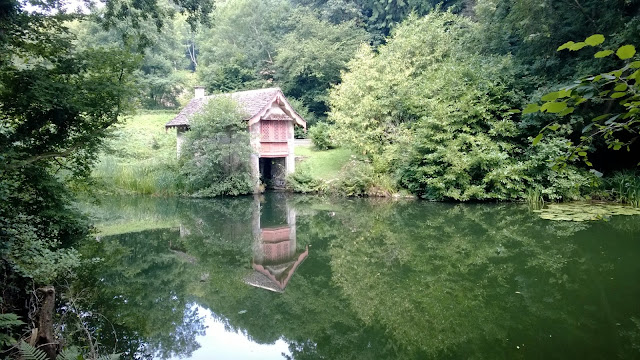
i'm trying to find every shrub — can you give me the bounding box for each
[309,122,334,150]
[287,166,325,193]
[523,136,594,201]
[329,12,596,201]
[605,171,640,207]
[336,160,375,197]
[330,13,533,200]
[180,97,254,197]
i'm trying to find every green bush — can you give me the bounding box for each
[329,12,594,201]
[331,13,530,200]
[336,160,375,197]
[522,136,594,201]
[309,122,334,150]
[605,171,640,207]
[180,97,254,197]
[287,166,325,193]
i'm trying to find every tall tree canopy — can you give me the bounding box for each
[329,12,592,200]
[196,0,368,119]
[0,0,213,350]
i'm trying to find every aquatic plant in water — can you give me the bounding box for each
[534,203,640,221]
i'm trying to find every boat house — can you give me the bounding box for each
[165,87,306,190]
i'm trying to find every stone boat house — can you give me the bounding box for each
[166,87,306,190]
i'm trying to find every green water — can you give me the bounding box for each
[72,193,640,359]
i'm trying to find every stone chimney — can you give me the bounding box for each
[194,86,205,99]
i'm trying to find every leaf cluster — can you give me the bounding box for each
[526,35,639,168]
[180,97,255,197]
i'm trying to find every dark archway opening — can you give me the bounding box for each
[259,157,286,189]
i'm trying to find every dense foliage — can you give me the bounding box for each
[180,97,254,197]
[196,0,368,119]
[527,37,639,169]
[70,3,199,109]
[0,0,212,356]
[329,13,593,200]
[308,122,334,150]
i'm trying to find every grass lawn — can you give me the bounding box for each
[93,110,353,194]
[92,110,182,195]
[295,144,353,180]
[107,110,178,160]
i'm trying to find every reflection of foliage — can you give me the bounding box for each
[619,317,640,358]
[78,195,640,359]
[71,229,205,359]
[327,200,625,357]
[195,207,406,359]
[79,195,183,236]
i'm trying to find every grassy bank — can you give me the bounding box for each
[92,110,183,195]
[89,111,640,204]
[294,145,353,181]
[90,111,391,197]
[291,143,401,197]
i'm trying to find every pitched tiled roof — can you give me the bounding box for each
[165,88,284,128]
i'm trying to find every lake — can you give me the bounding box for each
[72,193,640,359]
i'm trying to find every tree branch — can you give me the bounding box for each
[569,0,598,29]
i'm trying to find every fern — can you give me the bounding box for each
[18,339,120,360]
[57,347,81,360]
[0,313,25,346]
[18,341,48,360]
[0,313,25,327]
[96,355,120,360]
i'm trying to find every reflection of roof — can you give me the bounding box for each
[244,246,309,292]
[261,227,290,243]
[165,88,305,129]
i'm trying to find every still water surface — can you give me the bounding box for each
[76,193,640,359]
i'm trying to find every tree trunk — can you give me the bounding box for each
[36,286,58,360]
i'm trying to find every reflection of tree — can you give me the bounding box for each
[75,195,640,359]
[327,200,635,358]
[196,210,405,359]
[71,228,205,359]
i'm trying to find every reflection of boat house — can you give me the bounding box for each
[245,195,308,292]
[165,87,306,190]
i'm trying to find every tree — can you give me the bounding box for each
[71,5,197,109]
[330,13,520,200]
[290,0,469,43]
[474,0,640,83]
[180,97,255,197]
[273,12,368,117]
[0,0,213,355]
[525,35,639,169]
[197,0,368,118]
[197,0,294,93]
[0,0,139,300]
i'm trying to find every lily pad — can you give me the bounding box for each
[536,203,640,222]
